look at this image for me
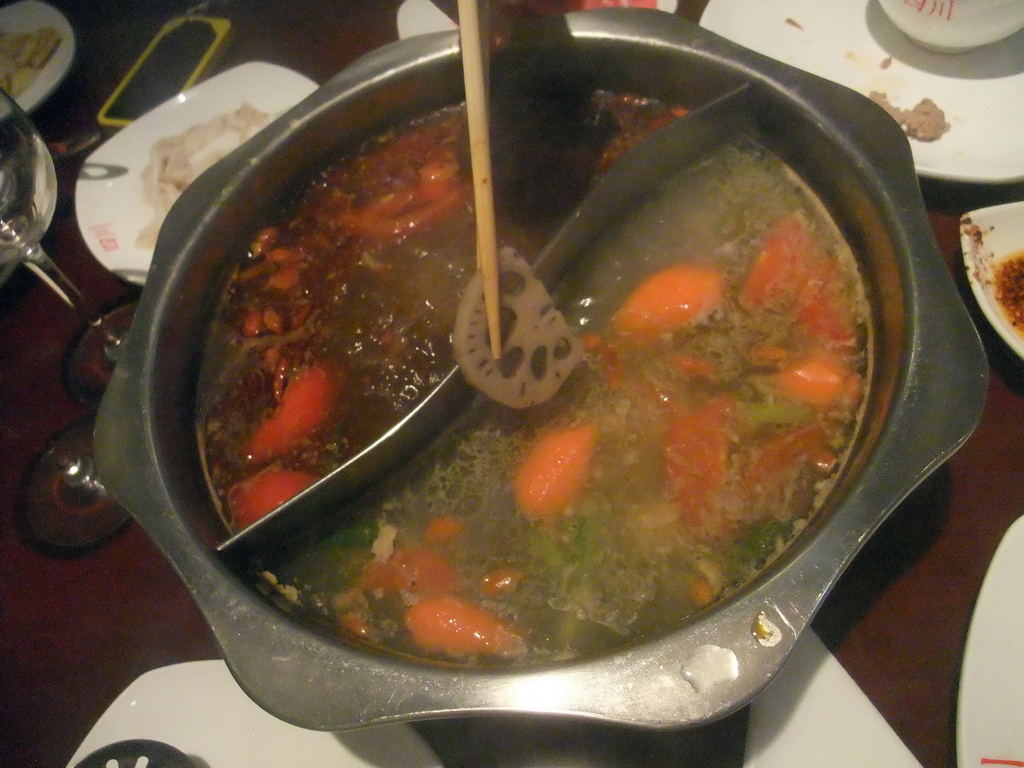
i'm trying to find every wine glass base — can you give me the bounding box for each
[64,299,137,408]
[18,415,130,553]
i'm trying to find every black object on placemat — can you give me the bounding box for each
[73,739,197,768]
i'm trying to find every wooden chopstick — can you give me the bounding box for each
[457,0,502,359]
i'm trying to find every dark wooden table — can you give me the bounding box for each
[2,2,1023,766]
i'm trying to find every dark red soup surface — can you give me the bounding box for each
[199,92,685,533]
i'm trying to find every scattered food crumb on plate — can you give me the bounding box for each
[700,0,1024,182]
[868,91,949,142]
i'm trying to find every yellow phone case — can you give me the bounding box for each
[97,16,232,129]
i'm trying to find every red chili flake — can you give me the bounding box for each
[263,307,285,335]
[995,251,1024,334]
[250,226,279,256]
[266,263,301,292]
[266,246,302,265]
[241,308,264,337]
[290,301,313,330]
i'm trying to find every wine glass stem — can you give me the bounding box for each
[22,243,123,363]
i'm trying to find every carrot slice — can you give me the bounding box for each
[338,173,467,241]
[513,423,598,519]
[228,467,319,529]
[424,515,464,544]
[742,213,859,348]
[405,596,524,658]
[775,353,861,410]
[581,334,624,388]
[390,185,467,236]
[358,546,457,597]
[740,212,814,310]
[416,160,461,201]
[664,395,734,530]
[612,265,724,339]
[795,259,858,349]
[244,366,335,464]
[671,354,717,379]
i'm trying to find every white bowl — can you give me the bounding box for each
[961,200,1024,361]
[877,0,1024,53]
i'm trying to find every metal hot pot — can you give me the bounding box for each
[96,9,986,732]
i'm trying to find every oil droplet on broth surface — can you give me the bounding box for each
[681,644,739,693]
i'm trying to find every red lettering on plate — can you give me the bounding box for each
[981,759,1024,767]
[90,224,120,252]
[902,0,954,19]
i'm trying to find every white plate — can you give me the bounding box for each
[0,0,75,113]
[74,61,317,284]
[66,631,920,768]
[397,0,679,39]
[745,631,921,768]
[66,659,443,768]
[961,199,1024,360]
[958,516,1024,768]
[700,0,1024,183]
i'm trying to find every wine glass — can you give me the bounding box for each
[1,88,130,551]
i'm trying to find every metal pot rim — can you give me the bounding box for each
[96,8,987,731]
